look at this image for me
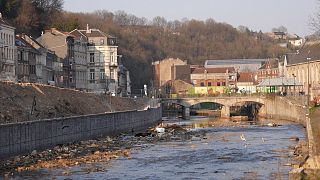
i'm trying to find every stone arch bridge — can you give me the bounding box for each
[162,96,266,119]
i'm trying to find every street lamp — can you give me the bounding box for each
[204,69,208,96]
[292,73,296,96]
[307,57,311,107]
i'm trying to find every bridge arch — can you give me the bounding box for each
[162,97,266,119]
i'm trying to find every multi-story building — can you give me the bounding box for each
[49,51,64,87]
[152,58,188,89]
[19,34,50,84]
[0,13,16,82]
[285,41,320,100]
[15,35,40,83]
[190,67,237,95]
[256,58,280,83]
[70,25,118,93]
[37,28,87,90]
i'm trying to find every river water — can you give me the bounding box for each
[11,117,305,180]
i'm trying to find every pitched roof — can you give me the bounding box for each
[69,29,88,41]
[238,72,255,82]
[191,67,235,74]
[205,59,267,66]
[287,41,320,65]
[0,15,14,28]
[257,77,302,87]
[15,35,40,54]
[259,59,279,70]
[78,29,114,38]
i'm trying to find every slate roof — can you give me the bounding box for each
[15,36,40,54]
[257,77,302,87]
[205,59,267,66]
[78,29,115,38]
[287,41,320,65]
[0,16,14,28]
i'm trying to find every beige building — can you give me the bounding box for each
[37,28,87,90]
[0,13,16,82]
[285,41,320,100]
[70,25,118,93]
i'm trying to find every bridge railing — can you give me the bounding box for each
[168,93,266,99]
[166,92,307,100]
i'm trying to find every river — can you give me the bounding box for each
[10,117,306,180]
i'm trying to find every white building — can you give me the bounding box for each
[0,13,16,82]
[70,25,118,93]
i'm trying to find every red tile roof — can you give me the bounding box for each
[191,67,235,74]
[238,72,255,82]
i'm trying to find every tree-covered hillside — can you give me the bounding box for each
[1,1,286,89]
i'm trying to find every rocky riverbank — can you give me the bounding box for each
[0,118,308,179]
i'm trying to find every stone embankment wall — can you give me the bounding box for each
[0,107,162,159]
[258,96,307,125]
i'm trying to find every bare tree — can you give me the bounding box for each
[310,1,320,33]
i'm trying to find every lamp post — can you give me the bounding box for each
[292,73,296,96]
[307,57,311,107]
[204,69,208,96]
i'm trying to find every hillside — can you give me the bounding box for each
[1,1,287,89]
[0,81,150,124]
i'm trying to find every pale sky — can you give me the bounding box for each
[64,0,318,36]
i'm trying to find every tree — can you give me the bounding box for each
[272,26,287,33]
[15,0,39,34]
[311,0,320,33]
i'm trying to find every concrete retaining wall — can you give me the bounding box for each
[258,96,307,125]
[0,107,162,159]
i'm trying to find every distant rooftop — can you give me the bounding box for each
[191,67,235,74]
[257,77,302,87]
[205,59,267,66]
[287,42,320,65]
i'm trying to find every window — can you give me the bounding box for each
[222,82,226,86]
[200,82,204,87]
[100,39,104,45]
[193,80,197,85]
[110,52,114,64]
[89,69,95,83]
[217,82,221,86]
[99,54,104,65]
[110,70,114,79]
[208,82,212,86]
[90,53,94,64]
[100,69,105,79]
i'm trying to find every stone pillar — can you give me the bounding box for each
[182,107,190,120]
[257,105,267,118]
[221,105,230,118]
